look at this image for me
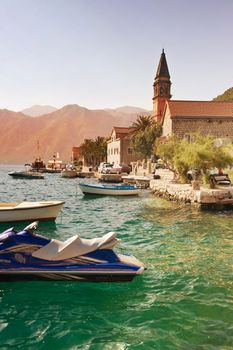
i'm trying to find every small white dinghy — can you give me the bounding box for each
[0,200,65,223]
[79,183,140,196]
[61,165,77,178]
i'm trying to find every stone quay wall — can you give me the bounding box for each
[150,180,197,204]
[150,179,233,208]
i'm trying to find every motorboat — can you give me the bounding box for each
[79,183,140,196]
[46,153,65,173]
[0,200,64,223]
[9,163,45,179]
[61,164,77,178]
[30,141,46,172]
[8,170,44,179]
[30,158,46,172]
[0,222,145,281]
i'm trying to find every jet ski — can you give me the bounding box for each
[0,222,145,282]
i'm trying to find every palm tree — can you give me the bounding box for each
[130,115,154,139]
[93,136,107,166]
[80,137,107,167]
[129,115,162,160]
[79,139,95,166]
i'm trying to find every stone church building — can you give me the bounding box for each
[153,50,233,140]
[106,50,233,166]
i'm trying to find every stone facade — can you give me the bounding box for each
[153,52,233,139]
[107,127,143,165]
[107,138,121,165]
[161,100,233,139]
[172,118,233,139]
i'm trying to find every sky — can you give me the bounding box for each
[0,0,232,111]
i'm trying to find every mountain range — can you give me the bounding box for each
[0,104,149,164]
[21,105,57,117]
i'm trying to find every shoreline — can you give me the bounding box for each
[150,177,233,209]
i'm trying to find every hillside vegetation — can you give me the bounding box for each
[213,87,233,101]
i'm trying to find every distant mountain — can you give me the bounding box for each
[21,105,57,117]
[0,104,149,164]
[106,106,150,115]
[213,87,233,102]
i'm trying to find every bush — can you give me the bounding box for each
[156,134,233,183]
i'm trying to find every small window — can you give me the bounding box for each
[128,147,133,155]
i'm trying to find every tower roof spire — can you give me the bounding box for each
[155,49,170,79]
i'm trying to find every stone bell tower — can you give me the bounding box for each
[153,49,172,123]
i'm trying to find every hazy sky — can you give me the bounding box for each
[0,0,232,111]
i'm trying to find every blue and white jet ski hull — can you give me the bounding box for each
[0,223,144,282]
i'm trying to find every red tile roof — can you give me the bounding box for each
[111,126,135,139]
[166,100,233,119]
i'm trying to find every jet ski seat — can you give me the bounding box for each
[32,231,119,261]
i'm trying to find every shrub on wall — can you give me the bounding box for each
[156,134,233,183]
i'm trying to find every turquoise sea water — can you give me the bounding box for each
[0,165,233,349]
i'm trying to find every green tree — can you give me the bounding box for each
[132,123,162,159]
[156,134,233,183]
[130,115,155,137]
[130,115,162,159]
[92,136,107,165]
[80,137,107,167]
[79,139,95,166]
[155,136,179,173]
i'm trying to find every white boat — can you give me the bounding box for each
[61,165,77,178]
[0,200,65,223]
[46,153,65,173]
[79,183,140,196]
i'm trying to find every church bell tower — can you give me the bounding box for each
[153,49,172,123]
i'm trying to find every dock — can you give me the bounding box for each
[76,172,95,178]
[95,173,123,183]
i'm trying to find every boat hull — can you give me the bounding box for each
[0,270,139,282]
[0,201,64,223]
[46,168,62,173]
[79,184,140,196]
[8,171,44,179]
[61,171,77,178]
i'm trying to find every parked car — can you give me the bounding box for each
[101,164,113,173]
[98,163,112,173]
[104,164,132,174]
[209,173,231,188]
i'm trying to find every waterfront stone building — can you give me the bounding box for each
[107,127,143,165]
[153,50,233,139]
